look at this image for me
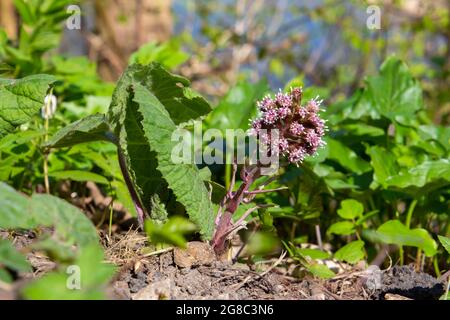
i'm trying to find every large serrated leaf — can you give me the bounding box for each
[108,63,211,129]
[133,83,215,239]
[106,63,213,224]
[0,74,56,138]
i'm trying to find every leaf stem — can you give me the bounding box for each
[399,246,404,265]
[433,256,441,278]
[225,160,231,190]
[116,144,146,228]
[108,182,114,238]
[43,88,53,194]
[405,199,418,229]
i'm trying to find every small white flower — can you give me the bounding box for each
[41,94,58,119]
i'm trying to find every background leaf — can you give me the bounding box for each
[357,57,423,121]
[327,221,355,236]
[337,199,364,220]
[0,238,32,272]
[44,114,111,148]
[22,244,115,300]
[376,220,437,257]
[334,240,365,264]
[48,170,109,185]
[438,235,450,255]
[0,74,56,138]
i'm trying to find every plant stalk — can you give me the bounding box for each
[117,145,146,228]
[405,199,418,229]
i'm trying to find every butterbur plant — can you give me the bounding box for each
[211,87,327,255]
[16,63,326,259]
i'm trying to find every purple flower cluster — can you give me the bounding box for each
[250,87,326,164]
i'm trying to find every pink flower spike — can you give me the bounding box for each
[257,95,274,111]
[263,108,278,124]
[279,138,289,152]
[288,147,306,163]
[250,87,326,165]
[306,98,321,113]
[291,87,303,101]
[275,91,292,108]
[278,107,291,119]
[289,122,304,136]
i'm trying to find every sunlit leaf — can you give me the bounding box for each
[376,220,437,257]
[334,240,365,264]
[337,199,364,220]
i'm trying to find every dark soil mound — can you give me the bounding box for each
[379,265,444,300]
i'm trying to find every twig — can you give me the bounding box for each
[230,251,286,292]
[141,247,174,258]
[315,224,323,250]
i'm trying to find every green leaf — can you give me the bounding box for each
[357,56,423,121]
[206,80,268,132]
[22,244,115,300]
[366,145,398,188]
[30,194,99,247]
[149,194,169,224]
[327,221,355,236]
[438,235,450,255]
[385,159,450,194]
[0,182,35,229]
[198,166,212,181]
[0,129,44,150]
[341,123,384,137]
[418,125,450,152]
[376,220,437,257]
[0,183,99,248]
[31,238,77,262]
[13,0,36,24]
[0,268,13,283]
[247,232,280,255]
[355,210,379,226]
[0,238,31,272]
[108,63,211,128]
[129,40,189,69]
[306,264,335,279]
[44,114,111,148]
[23,273,92,300]
[334,240,365,264]
[0,74,56,138]
[106,63,212,226]
[296,248,330,260]
[76,244,116,288]
[48,170,109,185]
[337,199,364,220]
[133,83,215,239]
[326,138,371,174]
[145,217,197,248]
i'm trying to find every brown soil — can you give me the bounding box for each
[1,230,446,300]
